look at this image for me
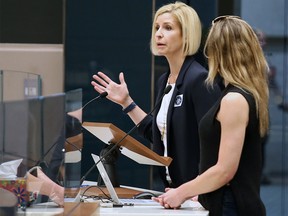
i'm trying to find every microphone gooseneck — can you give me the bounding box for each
[81,91,108,110]
[80,85,172,184]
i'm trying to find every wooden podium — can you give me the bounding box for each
[82,122,172,166]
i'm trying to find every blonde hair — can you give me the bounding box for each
[150,1,202,56]
[204,16,269,137]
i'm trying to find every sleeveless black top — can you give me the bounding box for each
[198,84,266,216]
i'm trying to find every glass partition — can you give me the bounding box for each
[63,88,83,200]
[0,69,43,214]
[0,98,41,214]
[0,86,83,215]
[0,69,41,102]
[0,93,66,214]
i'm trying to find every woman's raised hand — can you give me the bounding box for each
[91,71,133,108]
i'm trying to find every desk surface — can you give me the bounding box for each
[96,200,208,216]
[18,181,208,216]
[20,200,208,216]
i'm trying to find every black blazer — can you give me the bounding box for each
[138,56,221,188]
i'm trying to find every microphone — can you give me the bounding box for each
[80,84,172,184]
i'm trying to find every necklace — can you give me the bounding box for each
[158,83,174,141]
[160,95,169,141]
[161,119,166,141]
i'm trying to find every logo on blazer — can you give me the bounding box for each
[174,94,183,107]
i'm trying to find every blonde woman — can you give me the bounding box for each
[153,16,269,216]
[91,2,220,189]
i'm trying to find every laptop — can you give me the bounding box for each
[91,153,161,206]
